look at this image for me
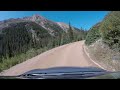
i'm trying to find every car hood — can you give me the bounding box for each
[21,67,107,75]
[0,67,113,79]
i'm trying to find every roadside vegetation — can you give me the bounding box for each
[85,11,120,71]
[85,22,101,45]
[0,47,50,71]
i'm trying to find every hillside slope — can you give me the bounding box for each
[85,11,120,71]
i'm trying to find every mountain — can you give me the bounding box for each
[23,15,62,36]
[22,14,81,36]
[0,14,82,36]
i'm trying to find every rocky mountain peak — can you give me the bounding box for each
[32,14,46,21]
[23,14,46,22]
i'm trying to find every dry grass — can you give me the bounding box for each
[85,38,120,71]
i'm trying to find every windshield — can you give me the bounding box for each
[0,11,120,79]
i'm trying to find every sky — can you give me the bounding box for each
[0,11,108,30]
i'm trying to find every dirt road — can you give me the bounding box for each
[0,40,100,76]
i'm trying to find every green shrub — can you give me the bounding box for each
[85,22,101,45]
[100,11,120,51]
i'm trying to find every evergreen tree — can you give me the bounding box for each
[68,22,74,42]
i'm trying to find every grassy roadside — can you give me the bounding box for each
[85,39,120,71]
[0,47,51,72]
